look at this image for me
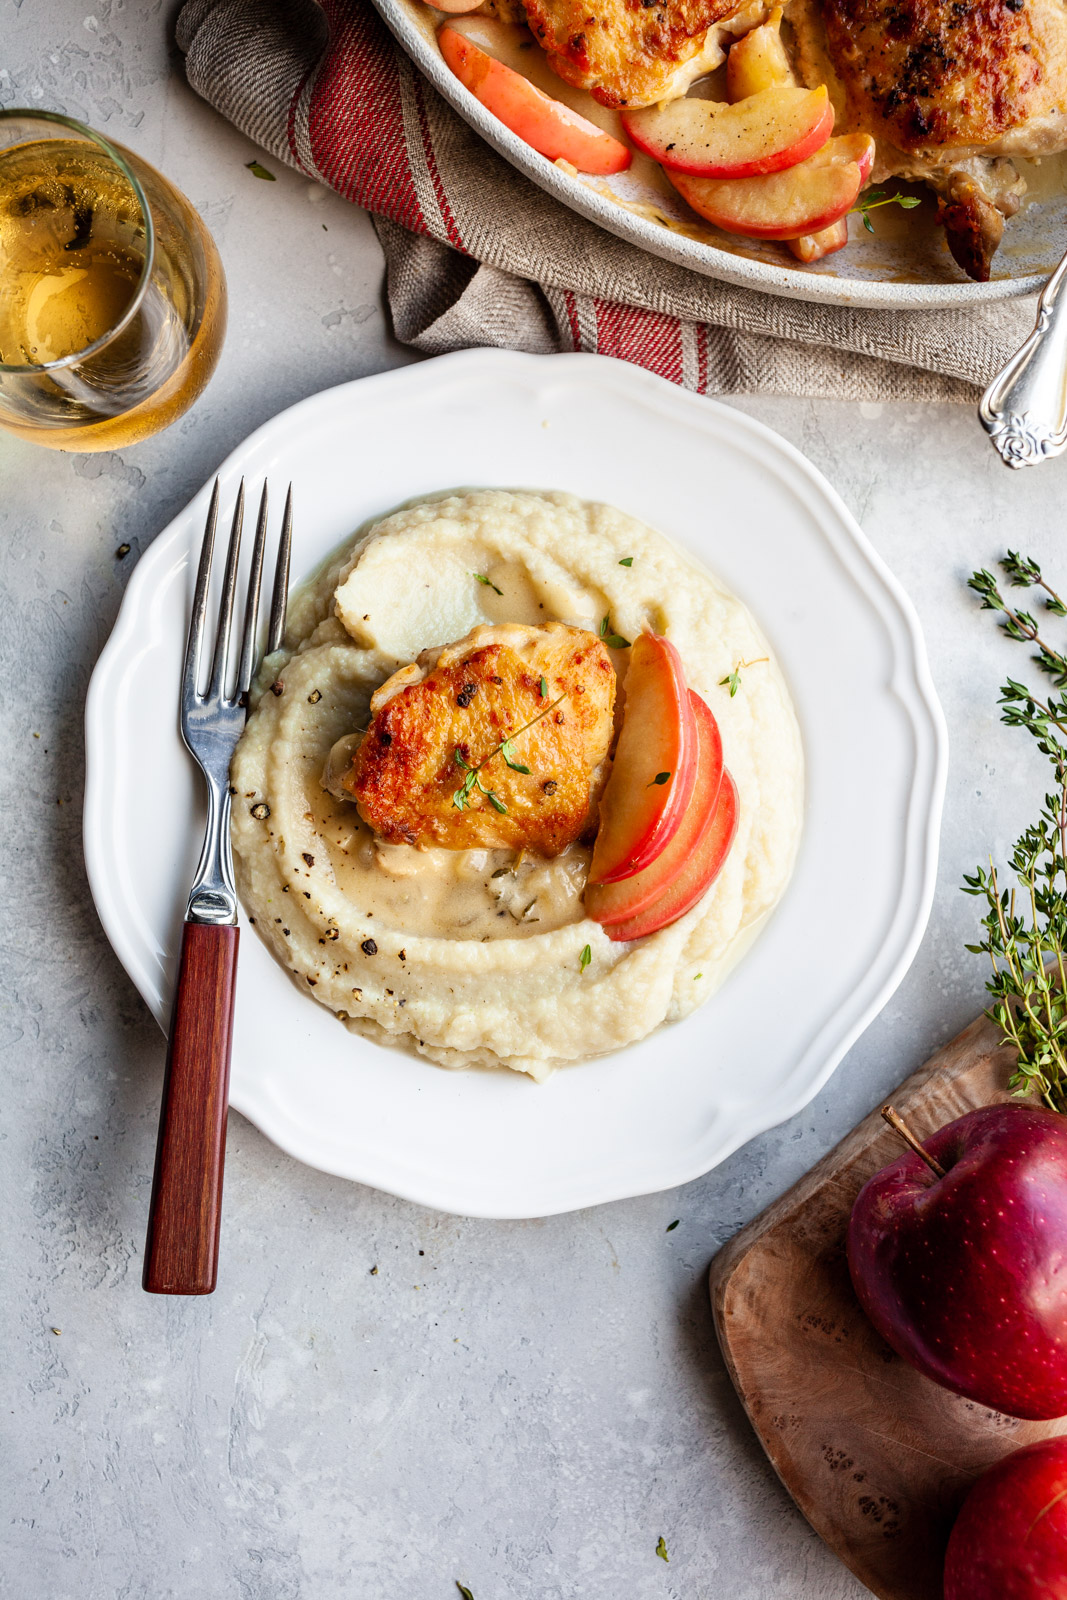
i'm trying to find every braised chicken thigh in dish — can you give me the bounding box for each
[342,622,617,855]
[788,0,1067,278]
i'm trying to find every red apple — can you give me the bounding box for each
[667,133,875,240]
[438,27,632,175]
[588,633,697,886]
[605,768,737,941]
[788,217,849,263]
[848,1103,1067,1420]
[944,1437,1067,1600]
[425,0,484,13]
[621,87,832,179]
[586,690,723,926]
[726,10,795,101]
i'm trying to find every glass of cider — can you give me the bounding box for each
[0,110,226,451]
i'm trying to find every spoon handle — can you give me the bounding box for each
[980,252,1067,468]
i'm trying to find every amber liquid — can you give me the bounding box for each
[0,139,226,451]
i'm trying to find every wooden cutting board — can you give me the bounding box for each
[709,1011,1067,1600]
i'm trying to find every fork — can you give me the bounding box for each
[142,478,291,1296]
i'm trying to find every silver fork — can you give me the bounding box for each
[143,478,292,1296]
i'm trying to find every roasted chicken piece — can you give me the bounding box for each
[787,0,1067,278]
[522,0,753,107]
[342,623,617,854]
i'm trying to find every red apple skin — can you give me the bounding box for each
[586,690,724,926]
[606,767,738,941]
[588,633,698,886]
[621,87,833,179]
[847,1103,1067,1420]
[944,1437,1067,1600]
[438,27,632,175]
[668,133,874,240]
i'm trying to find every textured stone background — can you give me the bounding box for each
[4,5,1067,1598]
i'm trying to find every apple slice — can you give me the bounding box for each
[667,132,875,240]
[788,216,849,262]
[588,634,697,887]
[606,769,738,941]
[726,10,795,101]
[586,691,723,926]
[425,0,484,13]
[438,26,632,175]
[622,87,832,180]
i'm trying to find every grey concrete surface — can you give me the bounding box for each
[4,6,1067,1599]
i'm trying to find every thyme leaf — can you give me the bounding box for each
[649,771,670,787]
[964,552,1067,1112]
[246,159,276,181]
[666,1219,679,1231]
[599,613,631,649]
[720,656,769,698]
[579,943,592,973]
[851,188,921,232]
[539,675,549,698]
[472,572,503,596]
[619,556,634,567]
[656,1538,669,1562]
[500,738,531,775]
[456,1586,474,1600]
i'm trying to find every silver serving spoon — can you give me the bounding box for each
[980,252,1067,467]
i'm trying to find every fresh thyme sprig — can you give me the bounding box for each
[964,552,1067,1112]
[719,656,768,697]
[851,189,922,233]
[451,695,565,813]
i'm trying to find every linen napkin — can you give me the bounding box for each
[176,0,1038,401]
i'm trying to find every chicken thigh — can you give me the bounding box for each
[788,0,1067,278]
[341,623,617,854]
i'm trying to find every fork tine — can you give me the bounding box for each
[208,479,245,698]
[184,479,220,703]
[266,483,292,656]
[237,484,270,700]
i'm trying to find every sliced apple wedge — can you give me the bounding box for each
[588,634,697,887]
[425,0,484,13]
[586,691,723,926]
[726,9,795,101]
[788,216,849,262]
[666,133,875,240]
[438,26,632,175]
[606,770,739,942]
[622,87,832,180]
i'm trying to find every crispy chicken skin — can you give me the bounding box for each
[789,0,1067,278]
[523,0,748,106]
[343,623,617,855]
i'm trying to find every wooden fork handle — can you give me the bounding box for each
[143,921,238,1295]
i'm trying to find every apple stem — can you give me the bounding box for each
[880,1104,947,1179]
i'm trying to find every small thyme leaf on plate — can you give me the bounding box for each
[619,556,634,567]
[246,159,276,180]
[472,572,503,596]
[579,943,592,973]
[666,1219,679,1231]
[656,1537,669,1562]
[648,771,670,787]
[456,1586,474,1600]
[851,188,921,232]
[720,656,769,697]
[539,675,549,698]
[599,613,631,649]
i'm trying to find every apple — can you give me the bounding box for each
[605,768,737,942]
[621,87,832,180]
[438,27,632,175]
[944,1437,1067,1600]
[588,633,697,886]
[586,690,723,926]
[726,9,795,101]
[424,0,484,14]
[667,133,875,240]
[847,1102,1067,1420]
[788,217,849,262]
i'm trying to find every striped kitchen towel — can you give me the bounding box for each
[176,0,1035,401]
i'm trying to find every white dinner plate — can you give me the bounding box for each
[84,349,946,1218]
